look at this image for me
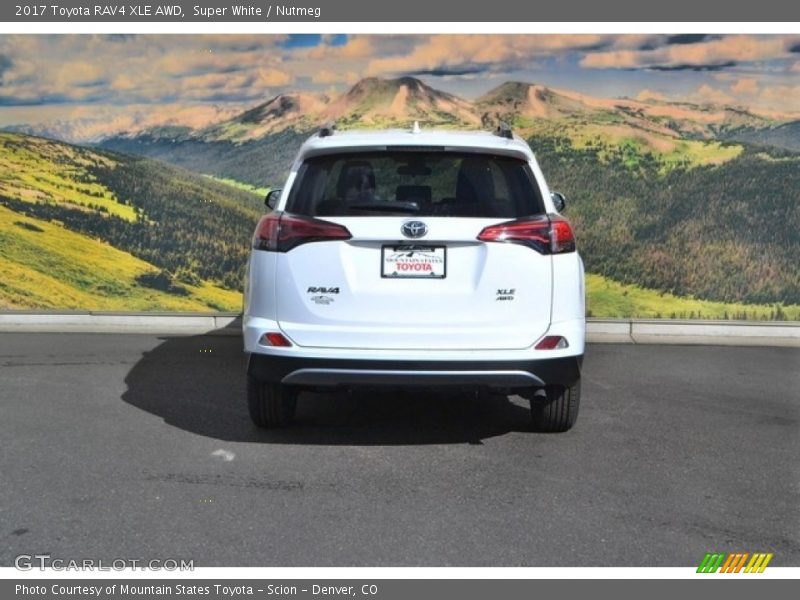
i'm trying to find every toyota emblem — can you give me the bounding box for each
[401,221,428,238]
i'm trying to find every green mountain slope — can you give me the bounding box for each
[17,76,800,316]
[586,274,800,321]
[723,121,800,153]
[3,131,799,318]
[0,205,239,310]
[533,138,800,306]
[100,129,308,190]
[0,133,262,310]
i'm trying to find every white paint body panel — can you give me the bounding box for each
[243,129,584,363]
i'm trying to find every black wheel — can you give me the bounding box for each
[247,375,298,428]
[530,380,581,433]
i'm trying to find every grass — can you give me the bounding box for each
[523,119,743,173]
[203,120,260,142]
[754,152,800,164]
[204,174,270,197]
[587,273,800,321]
[0,205,241,311]
[1,133,793,318]
[657,139,743,173]
[0,133,138,221]
[2,206,795,320]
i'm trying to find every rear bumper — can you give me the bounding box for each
[248,354,583,389]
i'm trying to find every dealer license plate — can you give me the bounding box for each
[381,245,446,278]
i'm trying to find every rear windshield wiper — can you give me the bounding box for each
[346,201,420,213]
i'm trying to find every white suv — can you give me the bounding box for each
[243,125,585,432]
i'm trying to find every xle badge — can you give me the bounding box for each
[496,289,516,301]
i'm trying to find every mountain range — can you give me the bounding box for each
[1,77,799,315]
[87,76,800,187]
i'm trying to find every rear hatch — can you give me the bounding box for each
[274,149,553,350]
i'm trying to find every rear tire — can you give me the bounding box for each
[247,375,298,428]
[530,380,580,433]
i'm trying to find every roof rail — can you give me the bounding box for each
[319,122,337,138]
[495,122,513,139]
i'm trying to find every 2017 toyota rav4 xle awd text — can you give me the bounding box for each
[243,124,585,432]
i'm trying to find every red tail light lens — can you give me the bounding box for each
[535,335,569,350]
[253,213,352,252]
[477,216,551,253]
[259,332,292,347]
[549,216,576,254]
[477,215,576,254]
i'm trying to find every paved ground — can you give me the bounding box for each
[1,333,798,567]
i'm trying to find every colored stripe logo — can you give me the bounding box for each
[697,552,773,573]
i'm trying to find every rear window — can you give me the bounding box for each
[285,151,544,218]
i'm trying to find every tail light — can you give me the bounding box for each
[253,213,352,252]
[477,215,576,254]
[259,332,292,347]
[535,335,569,350]
[549,217,576,254]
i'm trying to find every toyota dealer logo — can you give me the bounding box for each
[401,221,428,238]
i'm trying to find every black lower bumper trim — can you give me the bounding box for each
[248,353,582,388]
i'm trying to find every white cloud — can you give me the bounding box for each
[693,84,736,105]
[635,89,668,102]
[312,69,361,85]
[730,78,758,95]
[0,35,290,106]
[581,35,796,70]
[366,35,609,76]
[758,84,800,112]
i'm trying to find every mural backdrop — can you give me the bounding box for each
[0,34,798,318]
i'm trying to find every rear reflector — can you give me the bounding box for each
[477,215,576,254]
[535,335,569,350]
[253,213,352,252]
[259,332,292,347]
